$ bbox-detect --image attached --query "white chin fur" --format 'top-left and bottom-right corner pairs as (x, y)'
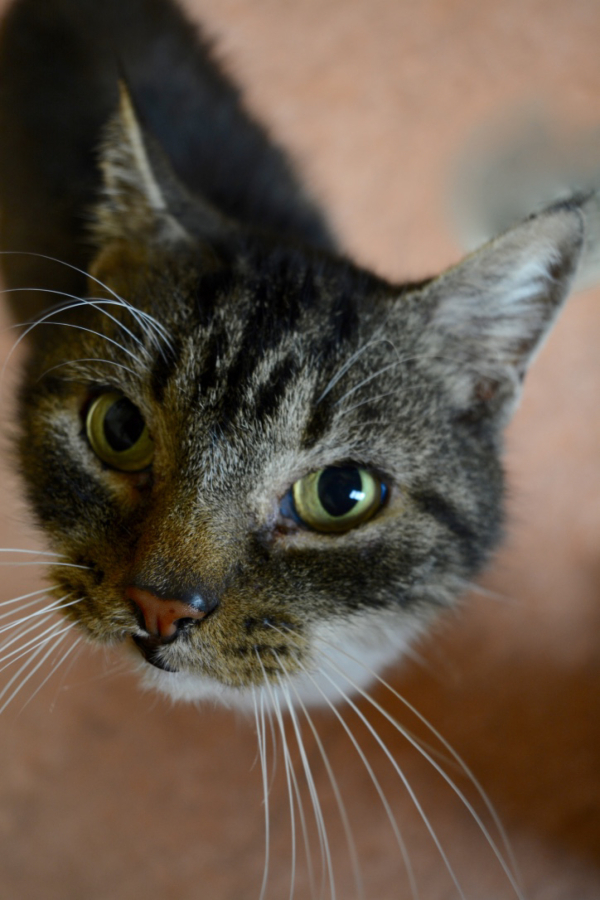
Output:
(132, 610), (426, 713)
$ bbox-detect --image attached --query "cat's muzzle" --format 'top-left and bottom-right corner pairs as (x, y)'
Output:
(126, 585), (218, 670)
(132, 633), (180, 672)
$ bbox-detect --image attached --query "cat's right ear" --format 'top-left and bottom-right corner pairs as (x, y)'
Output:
(416, 199), (587, 425)
(91, 82), (229, 252)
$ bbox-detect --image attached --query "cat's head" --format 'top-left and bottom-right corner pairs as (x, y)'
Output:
(15, 88), (586, 707)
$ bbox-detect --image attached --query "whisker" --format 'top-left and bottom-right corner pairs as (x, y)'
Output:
(318, 665), (467, 900)
(1, 296), (88, 380)
(279, 676), (336, 900)
(451, 576), (513, 605)
(0, 586), (52, 610)
(336, 388), (404, 418)
(79, 295), (152, 357)
(0, 250), (172, 350)
(2, 287), (153, 359)
(81, 261), (172, 348)
(0, 599), (79, 667)
(259, 654), (315, 900)
(0, 615), (57, 667)
(0, 549), (66, 556)
(0, 623), (74, 714)
(38, 357), (139, 381)
(253, 688), (271, 900)
(0, 291), (154, 395)
(49, 640), (85, 712)
(270, 685), (299, 900)
(265, 694), (279, 794)
(0, 595), (80, 637)
(2, 296), (134, 385)
(24, 319), (146, 368)
(287, 679), (365, 900)
(317, 335), (401, 405)
(85, 294), (173, 356)
(298, 665), (419, 900)
(19, 634), (82, 714)
(0, 562), (89, 568)
(334, 359), (407, 408)
(0, 593), (54, 623)
(333, 349), (450, 411)
(59, 652), (129, 691)
(0, 616), (66, 678)
(328, 346), (481, 418)
(316, 638), (525, 897)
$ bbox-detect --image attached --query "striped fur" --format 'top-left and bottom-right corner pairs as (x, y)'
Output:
(0, 0), (588, 706)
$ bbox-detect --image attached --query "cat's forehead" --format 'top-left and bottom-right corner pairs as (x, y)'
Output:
(136, 274), (435, 488)
(144, 244), (381, 398)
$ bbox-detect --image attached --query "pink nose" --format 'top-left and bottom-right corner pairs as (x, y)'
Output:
(126, 586), (210, 640)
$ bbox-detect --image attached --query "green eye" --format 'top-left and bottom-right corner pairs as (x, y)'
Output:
(291, 466), (386, 533)
(86, 391), (154, 472)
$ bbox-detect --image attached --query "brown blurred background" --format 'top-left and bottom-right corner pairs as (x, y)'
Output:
(0, 0), (599, 897)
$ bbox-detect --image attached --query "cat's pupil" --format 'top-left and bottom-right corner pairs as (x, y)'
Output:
(318, 467), (364, 517)
(103, 398), (145, 452)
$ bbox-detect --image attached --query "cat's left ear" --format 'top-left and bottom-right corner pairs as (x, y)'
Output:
(92, 82), (228, 248)
(420, 200), (585, 424)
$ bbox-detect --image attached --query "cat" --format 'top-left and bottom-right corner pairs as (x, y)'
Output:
(1, 1), (599, 898)
(0, 0), (597, 714)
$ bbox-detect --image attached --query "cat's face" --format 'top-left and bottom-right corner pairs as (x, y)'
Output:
(14, 92), (585, 707)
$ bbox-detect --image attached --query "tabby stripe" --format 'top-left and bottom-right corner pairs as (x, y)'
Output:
(414, 491), (483, 571)
(34, 456), (116, 529)
(219, 326), (262, 415)
(193, 260), (237, 328)
(197, 323), (230, 395)
(252, 355), (299, 424)
(301, 395), (334, 449)
(150, 335), (183, 403)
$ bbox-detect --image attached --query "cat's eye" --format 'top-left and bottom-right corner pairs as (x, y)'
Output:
(290, 466), (386, 533)
(85, 391), (154, 471)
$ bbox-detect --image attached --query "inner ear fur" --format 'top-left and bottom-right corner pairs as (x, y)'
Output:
(418, 200), (585, 423)
(92, 82), (230, 249)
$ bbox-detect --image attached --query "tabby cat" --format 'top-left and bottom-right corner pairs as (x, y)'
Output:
(0, 0), (595, 719)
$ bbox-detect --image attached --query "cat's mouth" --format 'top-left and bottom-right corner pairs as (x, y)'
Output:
(132, 634), (179, 673)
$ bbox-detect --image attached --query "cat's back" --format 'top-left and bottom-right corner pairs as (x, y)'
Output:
(0, 0), (333, 317)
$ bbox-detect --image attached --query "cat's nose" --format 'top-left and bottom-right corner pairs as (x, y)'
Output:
(125, 586), (217, 641)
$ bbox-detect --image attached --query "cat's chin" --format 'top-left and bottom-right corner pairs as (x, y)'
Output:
(127, 611), (427, 712)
